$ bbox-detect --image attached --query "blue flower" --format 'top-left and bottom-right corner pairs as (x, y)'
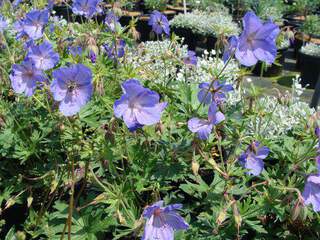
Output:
(113, 79), (167, 132)
(89, 50), (96, 63)
(0, 14), (8, 33)
(148, 11), (170, 36)
(20, 9), (49, 40)
(104, 11), (120, 32)
(197, 81), (233, 105)
(72, 0), (102, 19)
(183, 51), (197, 66)
(142, 201), (189, 240)
(26, 41), (60, 70)
(188, 102), (225, 140)
(235, 11), (280, 66)
(104, 39), (126, 60)
(51, 64), (93, 116)
(68, 46), (83, 57)
(239, 141), (270, 176)
(223, 36), (238, 63)
(9, 60), (46, 97)
(302, 174), (320, 212)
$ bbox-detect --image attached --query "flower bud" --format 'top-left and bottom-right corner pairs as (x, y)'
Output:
(232, 203), (242, 230)
(27, 196), (33, 208)
(192, 160), (200, 176)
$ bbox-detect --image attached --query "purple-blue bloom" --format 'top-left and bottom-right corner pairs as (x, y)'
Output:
(27, 41), (60, 70)
(197, 81), (233, 105)
(104, 11), (120, 32)
(104, 39), (126, 60)
(239, 141), (270, 176)
(302, 174), (320, 212)
(89, 50), (96, 63)
(68, 46), (83, 57)
(14, 20), (28, 40)
(21, 9), (49, 40)
(188, 102), (225, 140)
(48, 0), (54, 9)
(142, 200), (189, 240)
(235, 11), (280, 66)
(72, 0), (102, 19)
(51, 64), (93, 116)
(0, 14), (8, 33)
(183, 51), (197, 66)
(113, 79), (167, 132)
(223, 36), (238, 63)
(148, 11), (170, 36)
(9, 60), (46, 97)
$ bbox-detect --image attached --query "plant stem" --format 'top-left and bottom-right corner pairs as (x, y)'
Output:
(67, 157), (75, 240)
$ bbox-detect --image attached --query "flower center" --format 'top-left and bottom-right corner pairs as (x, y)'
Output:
(247, 32), (257, 47)
(25, 70), (34, 78)
(67, 81), (78, 92)
(154, 208), (162, 216)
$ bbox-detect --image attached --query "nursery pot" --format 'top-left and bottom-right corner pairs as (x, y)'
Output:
(295, 32), (320, 67)
(167, 4), (190, 14)
(136, 15), (152, 42)
(206, 36), (218, 51)
(120, 11), (142, 27)
(283, 14), (305, 28)
(252, 48), (288, 77)
(299, 51), (320, 89)
(163, 9), (176, 20)
(172, 27), (200, 51)
(53, 5), (73, 22)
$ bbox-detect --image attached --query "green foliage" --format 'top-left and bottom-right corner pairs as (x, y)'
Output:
(144, 0), (168, 11)
(0, 1), (319, 240)
(301, 15), (320, 36)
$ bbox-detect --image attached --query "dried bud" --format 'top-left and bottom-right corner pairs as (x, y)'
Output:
(117, 210), (126, 224)
(232, 202), (242, 230)
(216, 209), (227, 225)
(191, 160), (200, 176)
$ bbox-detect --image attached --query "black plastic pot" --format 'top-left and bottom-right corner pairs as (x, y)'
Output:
(252, 48), (288, 77)
(53, 5), (73, 22)
(172, 27), (200, 50)
(294, 32), (320, 68)
(136, 15), (152, 42)
(206, 36), (218, 51)
(119, 11), (142, 27)
(283, 14), (305, 28)
(299, 51), (320, 89)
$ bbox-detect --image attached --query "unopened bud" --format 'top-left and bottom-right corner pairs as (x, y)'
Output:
(117, 210), (126, 224)
(5, 198), (15, 210)
(50, 180), (58, 194)
(27, 196), (33, 208)
(16, 231), (26, 240)
(216, 209), (227, 225)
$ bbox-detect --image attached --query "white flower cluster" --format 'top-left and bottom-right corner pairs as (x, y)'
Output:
(126, 41), (240, 89)
(176, 49), (239, 83)
(301, 43), (320, 57)
(125, 39), (188, 84)
(170, 10), (240, 37)
(247, 76), (314, 137)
